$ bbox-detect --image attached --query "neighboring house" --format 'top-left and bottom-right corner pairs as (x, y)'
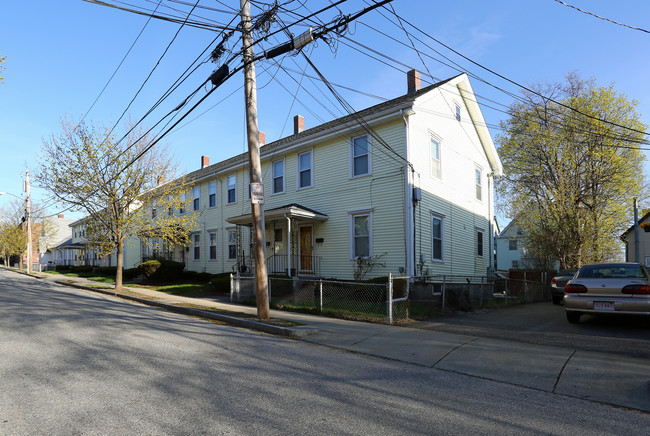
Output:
(38, 214), (74, 266)
(135, 70), (503, 280)
(495, 220), (527, 270)
(621, 211), (650, 266)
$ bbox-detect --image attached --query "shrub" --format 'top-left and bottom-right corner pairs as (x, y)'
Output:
(123, 268), (140, 280)
(55, 265), (71, 272)
(209, 273), (231, 291)
(94, 266), (117, 276)
(138, 260), (161, 279)
(70, 265), (93, 273)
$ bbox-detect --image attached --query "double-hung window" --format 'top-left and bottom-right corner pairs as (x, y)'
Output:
(179, 193), (186, 215)
(193, 186), (200, 211)
(351, 211), (371, 258)
(431, 137), (441, 179)
(227, 229), (237, 260)
(209, 232), (217, 260)
(455, 103), (461, 122)
(208, 181), (216, 208)
(151, 199), (157, 219)
(351, 135), (370, 177)
(509, 239), (518, 251)
(193, 234), (200, 260)
(475, 168), (482, 201)
(477, 229), (484, 257)
(272, 160), (284, 194)
(227, 175), (236, 204)
(432, 214), (443, 261)
(298, 151), (312, 188)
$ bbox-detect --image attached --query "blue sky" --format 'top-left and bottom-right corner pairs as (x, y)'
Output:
(1, 0), (649, 225)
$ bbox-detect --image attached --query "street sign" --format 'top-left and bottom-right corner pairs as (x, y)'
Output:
(250, 183), (264, 204)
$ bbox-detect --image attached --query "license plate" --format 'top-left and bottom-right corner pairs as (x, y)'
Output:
(594, 301), (615, 311)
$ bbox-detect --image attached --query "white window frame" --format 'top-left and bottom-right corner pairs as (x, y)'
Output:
(475, 167), (482, 201)
(208, 181), (217, 208)
(297, 150), (313, 189)
(226, 175), (236, 204)
(209, 232), (217, 260)
(193, 186), (200, 211)
(350, 135), (371, 178)
(193, 233), (201, 261)
(272, 159), (285, 194)
(349, 209), (372, 259)
(476, 228), (484, 258)
(431, 213), (444, 262)
(430, 135), (441, 179)
(227, 228), (237, 261)
(455, 103), (461, 122)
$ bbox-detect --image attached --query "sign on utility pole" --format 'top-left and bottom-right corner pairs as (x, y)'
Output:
(240, 0), (270, 320)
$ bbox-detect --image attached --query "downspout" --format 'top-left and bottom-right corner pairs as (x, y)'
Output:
(401, 108), (415, 276)
(285, 214), (292, 278)
(487, 172), (494, 272)
(219, 177), (225, 273)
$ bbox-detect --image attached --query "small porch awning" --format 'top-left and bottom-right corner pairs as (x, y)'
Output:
(226, 203), (328, 226)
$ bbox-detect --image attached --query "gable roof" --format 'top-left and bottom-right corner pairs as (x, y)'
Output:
(621, 211), (650, 239)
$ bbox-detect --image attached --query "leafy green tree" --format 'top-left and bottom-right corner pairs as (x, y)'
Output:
(497, 73), (648, 270)
(35, 118), (197, 290)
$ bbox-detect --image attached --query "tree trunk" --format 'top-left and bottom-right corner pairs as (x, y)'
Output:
(115, 240), (124, 291)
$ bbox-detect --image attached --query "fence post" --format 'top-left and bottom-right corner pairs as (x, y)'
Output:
(319, 279), (323, 314)
(387, 273), (393, 325)
(480, 276), (484, 308)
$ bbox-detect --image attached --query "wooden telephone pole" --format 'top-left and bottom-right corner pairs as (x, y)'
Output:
(240, 0), (269, 320)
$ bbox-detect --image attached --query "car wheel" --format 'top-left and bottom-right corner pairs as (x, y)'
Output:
(566, 311), (581, 324)
(552, 295), (563, 305)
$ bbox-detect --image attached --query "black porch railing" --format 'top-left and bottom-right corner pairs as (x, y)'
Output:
(266, 254), (321, 277)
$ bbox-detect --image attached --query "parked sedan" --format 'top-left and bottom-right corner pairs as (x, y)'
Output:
(550, 269), (578, 304)
(564, 263), (650, 323)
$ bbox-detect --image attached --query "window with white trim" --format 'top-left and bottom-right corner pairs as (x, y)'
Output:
(455, 103), (461, 122)
(272, 160), (284, 194)
(350, 211), (371, 258)
(432, 214), (443, 261)
(179, 192), (186, 215)
(208, 181), (216, 208)
(193, 233), (201, 260)
(227, 229), (237, 260)
(227, 175), (236, 204)
(298, 151), (312, 188)
(431, 137), (441, 179)
(477, 229), (484, 257)
(209, 232), (217, 260)
(193, 186), (200, 211)
(475, 168), (482, 201)
(351, 135), (370, 177)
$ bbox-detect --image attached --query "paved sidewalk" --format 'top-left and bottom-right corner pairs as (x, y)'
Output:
(20, 270), (650, 413)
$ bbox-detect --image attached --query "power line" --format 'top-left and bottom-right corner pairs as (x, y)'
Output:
(551, 0), (650, 34)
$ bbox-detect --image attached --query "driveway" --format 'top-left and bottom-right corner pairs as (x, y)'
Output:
(411, 301), (650, 359)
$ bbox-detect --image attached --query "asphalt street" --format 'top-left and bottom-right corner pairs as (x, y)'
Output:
(1, 270), (648, 435)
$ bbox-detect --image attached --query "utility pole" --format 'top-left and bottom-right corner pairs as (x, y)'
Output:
(25, 169), (32, 274)
(240, 0), (269, 320)
(634, 197), (640, 263)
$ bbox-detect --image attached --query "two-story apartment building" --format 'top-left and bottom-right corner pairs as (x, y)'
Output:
(136, 71), (502, 280)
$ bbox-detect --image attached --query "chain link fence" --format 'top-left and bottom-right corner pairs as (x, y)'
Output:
(230, 273), (410, 324)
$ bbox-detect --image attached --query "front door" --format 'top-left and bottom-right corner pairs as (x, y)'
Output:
(299, 225), (313, 272)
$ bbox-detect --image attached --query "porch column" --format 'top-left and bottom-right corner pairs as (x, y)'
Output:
(285, 215), (292, 278)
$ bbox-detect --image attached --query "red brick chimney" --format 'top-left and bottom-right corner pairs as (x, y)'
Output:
(258, 131), (266, 146)
(58, 214), (64, 219)
(407, 69), (421, 94)
(201, 155), (210, 169)
(294, 115), (305, 134)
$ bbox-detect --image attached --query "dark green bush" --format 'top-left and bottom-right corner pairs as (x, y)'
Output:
(209, 273), (231, 291)
(70, 265), (93, 273)
(55, 265), (71, 272)
(94, 266), (117, 276)
(138, 260), (161, 278)
(123, 268), (140, 280)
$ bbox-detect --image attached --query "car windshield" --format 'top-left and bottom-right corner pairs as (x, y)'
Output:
(576, 264), (644, 279)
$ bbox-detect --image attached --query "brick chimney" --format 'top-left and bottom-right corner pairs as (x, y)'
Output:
(294, 115), (305, 134)
(258, 131), (266, 146)
(201, 155), (210, 169)
(58, 214), (64, 219)
(407, 69), (421, 94)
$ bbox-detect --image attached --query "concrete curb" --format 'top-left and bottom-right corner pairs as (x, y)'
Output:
(53, 280), (317, 338)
